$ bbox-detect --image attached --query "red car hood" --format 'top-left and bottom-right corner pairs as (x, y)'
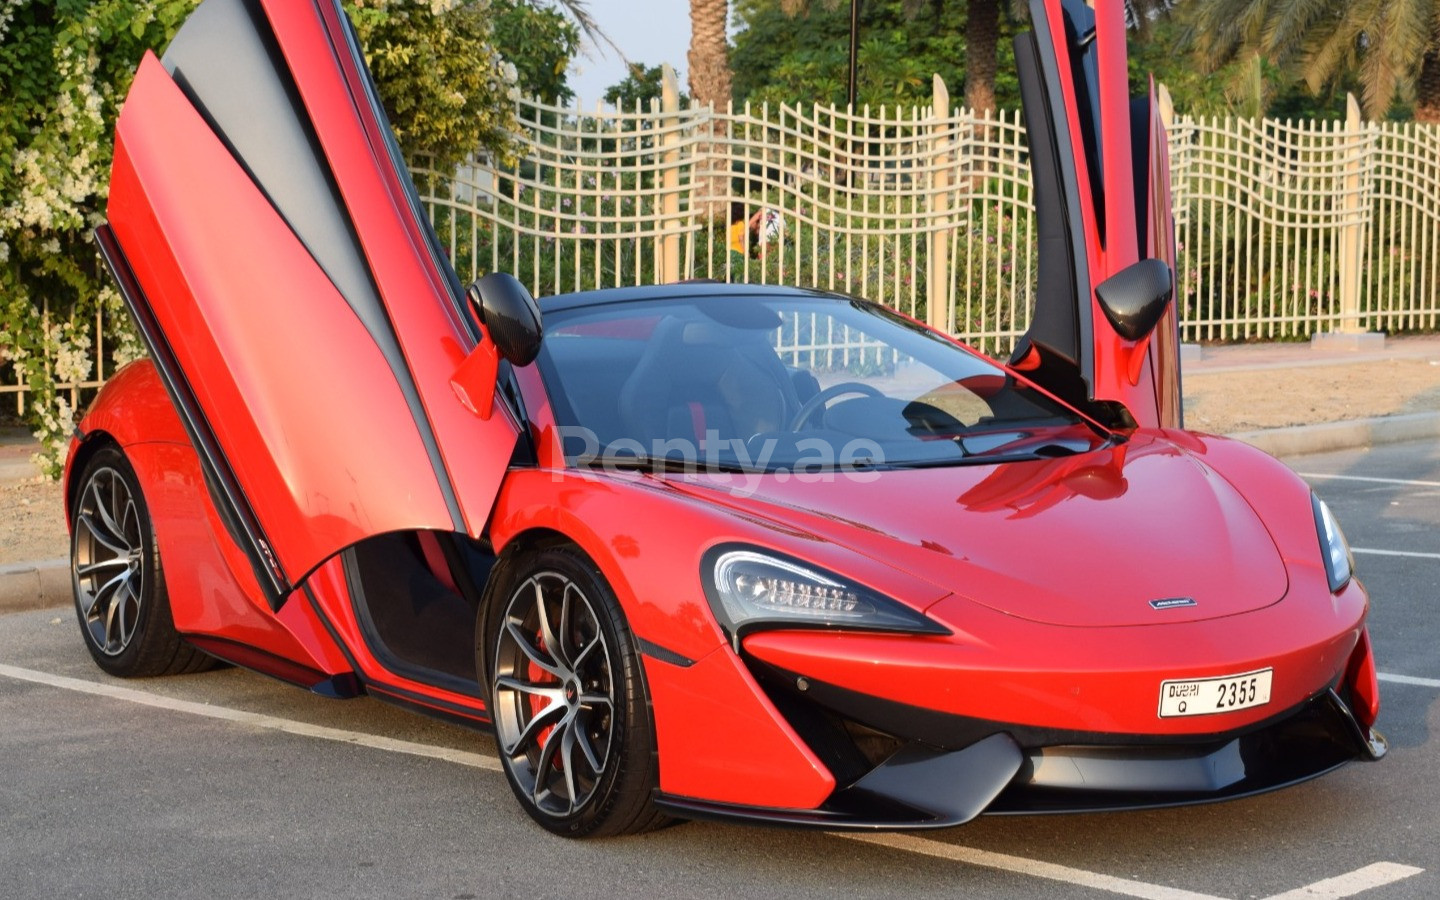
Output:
(669, 433), (1289, 628)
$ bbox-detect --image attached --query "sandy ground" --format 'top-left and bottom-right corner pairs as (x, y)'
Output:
(1183, 358), (1440, 434)
(1, 479), (66, 566)
(4, 356), (1439, 567)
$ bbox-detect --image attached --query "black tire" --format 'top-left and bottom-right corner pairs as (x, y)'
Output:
(483, 546), (667, 837)
(70, 445), (213, 677)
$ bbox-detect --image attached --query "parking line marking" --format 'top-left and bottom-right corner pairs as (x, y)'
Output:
(0, 662), (502, 772)
(1299, 473), (1440, 488)
(1261, 862), (1424, 899)
(2, 662), (1424, 899)
(1352, 547), (1440, 560)
(836, 832), (1225, 900)
(1378, 671), (1440, 689)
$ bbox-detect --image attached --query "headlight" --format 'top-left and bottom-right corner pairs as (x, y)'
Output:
(702, 546), (948, 648)
(1312, 493), (1354, 592)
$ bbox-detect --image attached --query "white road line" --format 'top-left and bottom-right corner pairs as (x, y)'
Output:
(1261, 862), (1425, 899)
(1379, 671), (1440, 689)
(1352, 547), (1440, 560)
(835, 832), (1225, 900)
(0, 662), (501, 772)
(1299, 473), (1440, 488)
(0, 662), (1424, 899)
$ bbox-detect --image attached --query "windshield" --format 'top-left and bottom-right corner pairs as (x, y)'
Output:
(535, 293), (1110, 473)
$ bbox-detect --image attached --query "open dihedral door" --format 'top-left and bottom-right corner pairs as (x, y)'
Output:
(1010, 0), (1181, 429)
(99, 0), (520, 609)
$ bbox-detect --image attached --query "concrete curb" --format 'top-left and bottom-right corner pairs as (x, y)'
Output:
(0, 558), (69, 615)
(3, 412), (1439, 616)
(1227, 411), (1440, 458)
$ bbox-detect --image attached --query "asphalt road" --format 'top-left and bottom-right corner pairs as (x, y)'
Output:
(1, 439), (1436, 899)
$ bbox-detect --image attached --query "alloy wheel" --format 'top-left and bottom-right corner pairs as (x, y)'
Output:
(492, 571), (616, 818)
(73, 466), (145, 656)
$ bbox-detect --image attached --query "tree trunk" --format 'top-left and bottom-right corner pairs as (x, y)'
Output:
(687, 0), (732, 109)
(964, 0), (999, 114)
(688, 0), (733, 220)
(1416, 42), (1440, 124)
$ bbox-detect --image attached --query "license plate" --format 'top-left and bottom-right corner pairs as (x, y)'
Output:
(1158, 668), (1273, 718)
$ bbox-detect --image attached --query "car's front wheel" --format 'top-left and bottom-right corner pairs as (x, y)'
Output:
(484, 546), (666, 837)
(70, 445), (212, 677)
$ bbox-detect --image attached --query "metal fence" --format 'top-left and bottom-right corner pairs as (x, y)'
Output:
(420, 72), (1440, 354)
(1171, 96), (1440, 341)
(7, 73), (1440, 416)
(413, 72), (1036, 355)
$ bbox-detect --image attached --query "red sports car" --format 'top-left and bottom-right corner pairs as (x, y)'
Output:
(67, 0), (1384, 837)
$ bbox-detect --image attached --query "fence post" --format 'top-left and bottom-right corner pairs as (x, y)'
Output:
(1336, 93), (1365, 334)
(926, 74), (952, 332)
(659, 64), (682, 284)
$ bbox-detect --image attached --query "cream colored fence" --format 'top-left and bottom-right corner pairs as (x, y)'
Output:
(7, 76), (1440, 416)
(1171, 96), (1440, 341)
(414, 73), (1036, 356)
(419, 74), (1440, 355)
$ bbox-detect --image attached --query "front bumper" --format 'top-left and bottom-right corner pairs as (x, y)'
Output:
(656, 678), (1383, 830)
(649, 610), (1384, 830)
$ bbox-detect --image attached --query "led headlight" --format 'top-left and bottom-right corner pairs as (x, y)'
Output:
(703, 546), (948, 648)
(1312, 493), (1354, 593)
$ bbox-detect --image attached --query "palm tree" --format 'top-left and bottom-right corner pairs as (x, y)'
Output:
(1186, 0), (1440, 122)
(964, 0), (1000, 113)
(690, 0), (734, 109)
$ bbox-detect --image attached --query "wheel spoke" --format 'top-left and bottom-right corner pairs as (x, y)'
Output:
(558, 717), (580, 813)
(121, 498), (140, 548)
(531, 720), (562, 805)
(505, 619), (564, 679)
(533, 579), (566, 670)
(93, 477), (124, 540)
(558, 583), (577, 668)
(572, 635), (601, 670)
(573, 711), (605, 775)
(76, 513), (129, 558)
(76, 557), (130, 578)
(502, 696), (565, 756)
(578, 691), (612, 710)
(86, 569), (128, 620)
(494, 675), (563, 702)
(115, 585), (131, 648)
(101, 579), (123, 649)
(77, 587), (99, 620)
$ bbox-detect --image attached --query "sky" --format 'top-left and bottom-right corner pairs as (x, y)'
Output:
(563, 0), (693, 108)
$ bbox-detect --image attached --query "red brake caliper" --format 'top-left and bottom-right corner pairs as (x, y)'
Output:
(528, 630), (562, 768)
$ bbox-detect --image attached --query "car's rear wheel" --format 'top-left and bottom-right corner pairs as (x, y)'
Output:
(71, 445), (212, 677)
(485, 546), (666, 837)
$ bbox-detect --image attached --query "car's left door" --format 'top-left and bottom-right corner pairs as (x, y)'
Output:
(101, 0), (520, 609)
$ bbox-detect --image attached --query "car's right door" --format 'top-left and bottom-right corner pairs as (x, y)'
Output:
(1010, 0), (1181, 429)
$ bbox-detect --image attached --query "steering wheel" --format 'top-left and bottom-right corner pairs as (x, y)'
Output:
(788, 382), (885, 431)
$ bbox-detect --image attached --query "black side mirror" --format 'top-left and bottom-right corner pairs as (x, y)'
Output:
(1094, 258), (1173, 342)
(467, 273), (542, 366)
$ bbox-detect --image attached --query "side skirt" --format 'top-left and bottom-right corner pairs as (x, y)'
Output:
(181, 633), (363, 698)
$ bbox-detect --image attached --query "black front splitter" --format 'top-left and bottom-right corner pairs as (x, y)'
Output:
(656, 733), (1024, 830)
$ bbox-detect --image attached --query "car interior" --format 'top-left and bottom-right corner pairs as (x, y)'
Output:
(344, 531), (496, 697)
